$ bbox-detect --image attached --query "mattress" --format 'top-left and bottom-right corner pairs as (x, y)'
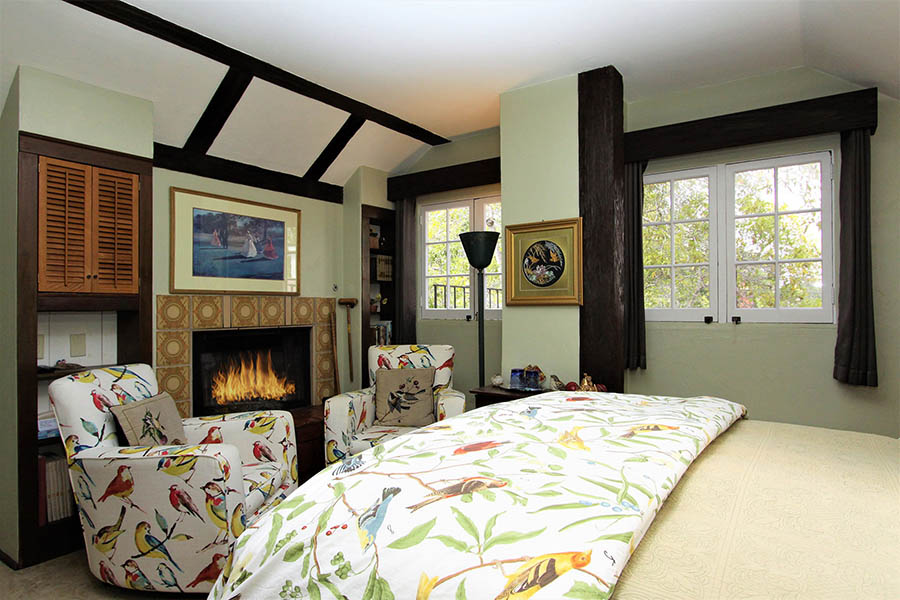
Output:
(615, 419), (900, 599)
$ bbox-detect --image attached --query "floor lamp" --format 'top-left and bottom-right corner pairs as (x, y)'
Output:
(459, 231), (500, 387)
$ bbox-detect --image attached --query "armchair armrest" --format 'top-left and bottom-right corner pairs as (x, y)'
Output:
(435, 388), (466, 420)
(324, 388), (374, 463)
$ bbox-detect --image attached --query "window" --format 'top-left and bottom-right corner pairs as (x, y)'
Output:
(643, 152), (833, 323)
(421, 195), (502, 319)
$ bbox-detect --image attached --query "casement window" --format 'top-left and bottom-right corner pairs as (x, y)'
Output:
(643, 152), (833, 323)
(420, 195), (502, 319)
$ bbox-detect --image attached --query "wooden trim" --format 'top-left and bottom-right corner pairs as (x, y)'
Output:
(154, 143), (343, 203)
(387, 157), (500, 201)
(304, 115), (366, 181)
(624, 88), (879, 163)
(37, 293), (139, 312)
(0, 545), (19, 570)
(183, 67), (254, 154)
(394, 198), (417, 346)
(19, 132), (152, 176)
(62, 0), (449, 146)
(578, 66), (625, 393)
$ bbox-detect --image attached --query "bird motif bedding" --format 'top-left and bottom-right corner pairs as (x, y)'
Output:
(209, 391), (746, 600)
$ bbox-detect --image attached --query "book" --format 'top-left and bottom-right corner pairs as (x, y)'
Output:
(37, 455), (46, 526)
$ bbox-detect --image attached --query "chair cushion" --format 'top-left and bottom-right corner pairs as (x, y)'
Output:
(349, 425), (416, 454)
(109, 392), (186, 446)
(375, 367), (436, 427)
(242, 462), (285, 517)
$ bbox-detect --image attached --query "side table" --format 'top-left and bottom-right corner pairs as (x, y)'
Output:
(470, 385), (546, 409)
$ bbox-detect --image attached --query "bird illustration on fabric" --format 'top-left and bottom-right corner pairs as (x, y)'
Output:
(70, 371), (97, 384)
(98, 560), (119, 586)
(198, 426), (223, 445)
(326, 439), (347, 463)
(134, 521), (182, 572)
(76, 476), (96, 509)
(169, 484), (203, 520)
(494, 550), (592, 600)
(100, 366), (152, 387)
(558, 427), (590, 451)
(436, 355), (454, 371)
(396, 355), (412, 369)
(621, 424), (679, 438)
(121, 559), (155, 591)
(230, 503), (246, 538)
(290, 455), (299, 482)
(140, 408), (169, 445)
(357, 402), (368, 429)
(377, 354), (392, 370)
(64, 435), (95, 485)
(453, 441), (508, 455)
(243, 415), (278, 439)
(520, 406), (539, 418)
(156, 563), (184, 593)
(110, 383), (137, 405)
(333, 454), (363, 475)
(252, 440), (277, 462)
(91, 389), (115, 412)
(407, 477), (507, 512)
(157, 454), (199, 483)
(357, 487), (401, 550)
(201, 482), (229, 540)
(347, 401), (357, 427)
(187, 553), (228, 589)
(403, 345), (435, 362)
(99, 465), (142, 511)
(92, 505), (127, 557)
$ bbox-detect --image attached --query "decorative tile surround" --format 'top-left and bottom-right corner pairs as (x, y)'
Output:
(155, 294), (337, 416)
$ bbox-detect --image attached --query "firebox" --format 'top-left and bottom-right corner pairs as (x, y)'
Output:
(192, 327), (311, 415)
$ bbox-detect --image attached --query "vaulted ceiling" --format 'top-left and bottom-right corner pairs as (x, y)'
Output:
(2, 0), (897, 189)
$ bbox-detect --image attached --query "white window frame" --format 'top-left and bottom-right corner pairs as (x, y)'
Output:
(419, 195), (502, 320)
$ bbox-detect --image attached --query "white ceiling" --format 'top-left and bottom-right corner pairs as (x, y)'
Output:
(2, 0), (898, 186)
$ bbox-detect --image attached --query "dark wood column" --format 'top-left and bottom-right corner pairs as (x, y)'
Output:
(578, 66), (625, 392)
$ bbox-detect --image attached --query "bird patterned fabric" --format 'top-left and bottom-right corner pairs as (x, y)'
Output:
(48, 364), (299, 593)
(324, 345), (466, 464)
(211, 391), (746, 599)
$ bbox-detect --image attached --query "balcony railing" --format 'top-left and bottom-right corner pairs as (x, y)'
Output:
(430, 284), (502, 310)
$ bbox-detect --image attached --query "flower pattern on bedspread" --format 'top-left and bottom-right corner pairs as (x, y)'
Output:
(209, 392), (746, 600)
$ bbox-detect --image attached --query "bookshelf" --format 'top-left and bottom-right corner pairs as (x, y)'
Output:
(361, 205), (395, 387)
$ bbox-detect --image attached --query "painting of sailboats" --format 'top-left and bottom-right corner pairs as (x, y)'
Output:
(192, 208), (285, 280)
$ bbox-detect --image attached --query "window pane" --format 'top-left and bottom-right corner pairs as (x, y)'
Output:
(447, 206), (471, 239)
(427, 277), (447, 309)
(643, 182), (670, 223)
(735, 216), (775, 261)
(778, 211), (822, 260)
(674, 221), (709, 264)
(644, 267), (671, 308)
(674, 266), (709, 308)
(448, 241), (470, 274)
(673, 177), (709, 220)
(643, 224), (671, 266)
(448, 275), (469, 309)
(735, 168), (775, 215)
(778, 163), (821, 212)
(485, 274), (502, 309)
(779, 261), (823, 308)
(426, 210), (447, 242)
(736, 264), (775, 308)
(486, 248), (501, 273)
(484, 202), (502, 232)
(426, 243), (447, 276)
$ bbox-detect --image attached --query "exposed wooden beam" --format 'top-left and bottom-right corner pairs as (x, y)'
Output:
(63, 0), (450, 146)
(386, 157), (500, 201)
(154, 143), (343, 203)
(304, 115), (365, 181)
(183, 67), (253, 154)
(624, 88), (878, 163)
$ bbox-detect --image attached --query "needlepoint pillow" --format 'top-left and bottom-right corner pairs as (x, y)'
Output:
(374, 367), (436, 427)
(109, 392), (186, 446)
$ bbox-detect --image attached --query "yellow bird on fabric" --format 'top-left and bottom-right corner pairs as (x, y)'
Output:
(495, 550), (592, 600)
(326, 439), (348, 463)
(621, 424), (679, 438)
(230, 503), (246, 538)
(557, 426), (590, 451)
(157, 454), (200, 482)
(403, 345), (435, 361)
(243, 415), (278, 439)
(201, 481), (229, 537)
(134, 521), (181, 572)
(92, 505), (126, 557)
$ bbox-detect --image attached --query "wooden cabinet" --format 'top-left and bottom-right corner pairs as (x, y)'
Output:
(38, 156), (139, 294)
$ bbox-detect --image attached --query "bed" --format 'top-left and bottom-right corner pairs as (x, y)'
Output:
(209, 391), (747, 599)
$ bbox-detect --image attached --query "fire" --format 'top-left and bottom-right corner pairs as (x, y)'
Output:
(211, 350), (295, 405)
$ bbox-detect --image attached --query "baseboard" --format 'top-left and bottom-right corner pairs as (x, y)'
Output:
(0, 546), (21, 570)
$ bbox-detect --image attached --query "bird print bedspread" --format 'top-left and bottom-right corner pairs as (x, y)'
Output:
(209, 392), (746, 600)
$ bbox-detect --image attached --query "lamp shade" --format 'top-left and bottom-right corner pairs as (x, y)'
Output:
(459, 231), (499, 270)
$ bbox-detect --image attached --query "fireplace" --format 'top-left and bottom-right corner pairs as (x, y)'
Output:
(192, 327), (311, 415)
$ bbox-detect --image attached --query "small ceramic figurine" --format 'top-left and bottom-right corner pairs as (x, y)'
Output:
(580, 373), (598, 392)
(549, 374), (566, 391)
(491, 374), (504, 387)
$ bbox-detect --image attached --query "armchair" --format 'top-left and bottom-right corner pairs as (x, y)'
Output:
(324, 344), (465, 463)
(48, 364), (299, 593)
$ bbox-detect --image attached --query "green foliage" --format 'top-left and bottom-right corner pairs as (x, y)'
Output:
(387, 518), (437, 549)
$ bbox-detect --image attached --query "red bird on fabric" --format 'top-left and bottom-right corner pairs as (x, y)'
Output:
(99, 465), (134, 503)
(198, 426), (223, 445)
(169, 484), (203, 520)
(453, 441), (508, 455)
(252, 440), (277, 462)
(98, 560), (119, 586)
(91, 390), (114, 412)
(437, 356), (454, 371)
(187, 553), (227, 588)
(377, 354), (391, 370)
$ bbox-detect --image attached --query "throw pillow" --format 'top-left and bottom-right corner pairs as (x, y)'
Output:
(375, 367), (436, 427)
(110, 392), (186, 446)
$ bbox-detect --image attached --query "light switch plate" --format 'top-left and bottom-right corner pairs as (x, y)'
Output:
(69, 333), (87, 358)
(37, 334), (44, 360)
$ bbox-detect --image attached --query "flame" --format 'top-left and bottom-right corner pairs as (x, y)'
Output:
(211, 350), (295, 405)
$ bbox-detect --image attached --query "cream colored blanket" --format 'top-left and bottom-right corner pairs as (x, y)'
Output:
(616, 419), (900, 599)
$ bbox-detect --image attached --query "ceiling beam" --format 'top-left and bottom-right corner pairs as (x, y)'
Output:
(386, 157), (500, 201)
(304, 115), (365, 181)
(154, 143), (343, 203)
(63, 0), (450, 146)
(183, 67), (253, 154)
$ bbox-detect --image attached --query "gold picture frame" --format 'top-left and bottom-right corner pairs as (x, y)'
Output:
(169, 187), (301, 295)
(505, 217), (583, 305)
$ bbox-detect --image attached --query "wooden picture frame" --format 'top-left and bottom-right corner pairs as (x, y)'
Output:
(505, 217), (583, 305)
(170, 187), (301, 295)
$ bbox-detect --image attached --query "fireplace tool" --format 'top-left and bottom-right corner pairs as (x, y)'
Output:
(337, 298), (358, 381)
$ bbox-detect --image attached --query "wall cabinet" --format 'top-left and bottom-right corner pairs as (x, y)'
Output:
(38, 156), (139, 294)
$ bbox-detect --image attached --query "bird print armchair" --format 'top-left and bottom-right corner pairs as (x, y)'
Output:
(48, 364), (299, 593)
(324, 344), (465, 463)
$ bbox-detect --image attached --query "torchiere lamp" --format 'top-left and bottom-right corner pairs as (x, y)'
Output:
(459, 230), (500, 387)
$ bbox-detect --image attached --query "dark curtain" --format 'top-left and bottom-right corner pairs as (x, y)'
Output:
(394, 197), (417, 344)
(833, 129), (878, 386)
(624, 160), (649, 369)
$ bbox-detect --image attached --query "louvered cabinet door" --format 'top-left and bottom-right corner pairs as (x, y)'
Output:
(91, 167), (139, 294)
(38, 157), (92, 292)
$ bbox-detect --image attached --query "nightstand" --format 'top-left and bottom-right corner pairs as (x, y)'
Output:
(289, 404), (326, 484)
(470, 386), (546, 409)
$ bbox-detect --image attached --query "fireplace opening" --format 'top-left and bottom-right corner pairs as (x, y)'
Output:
(192, 327), (311, 415)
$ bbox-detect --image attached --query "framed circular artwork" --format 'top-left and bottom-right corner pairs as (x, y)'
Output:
(505, 217), (583, 305)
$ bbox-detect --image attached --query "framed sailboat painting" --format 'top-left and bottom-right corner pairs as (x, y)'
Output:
(169, 188), (301, 294)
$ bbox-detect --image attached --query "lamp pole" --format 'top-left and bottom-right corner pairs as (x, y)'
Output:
(476, 266), (485, 387)
(458, 231), (499, 389)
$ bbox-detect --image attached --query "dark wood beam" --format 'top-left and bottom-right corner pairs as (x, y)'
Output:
(183, 67), (253, 154)
(154, 143), (343, 203)
(579, 65), (625, 393)
(386, 157), (500, 201)
(63, 0), (450, 146)
(624, 88), (878, 163)
(304, 115), (365, 181)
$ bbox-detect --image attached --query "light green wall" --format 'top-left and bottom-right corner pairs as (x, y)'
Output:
(395, 127), (500, 174)
(17, 66), (153, 158)
(499, 75), (581, 383)
(0, 71), (21, 563)
(341, 169), (364, 389)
